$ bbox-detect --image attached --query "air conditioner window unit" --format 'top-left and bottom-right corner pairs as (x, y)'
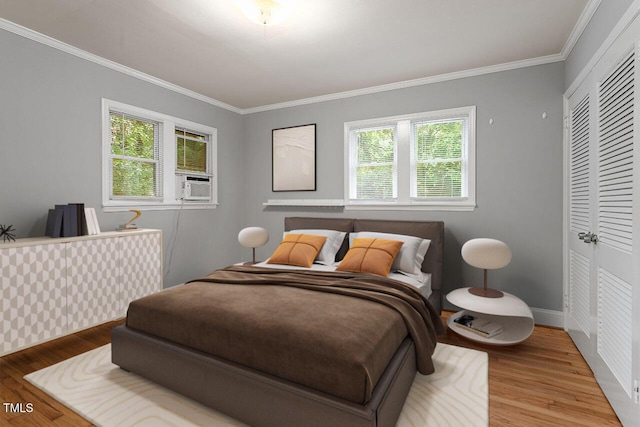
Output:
(177, 174), (212, 201)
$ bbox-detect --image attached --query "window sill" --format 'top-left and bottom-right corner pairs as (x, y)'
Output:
(345, 202), (476, 211)
(102, 202), (218, 212)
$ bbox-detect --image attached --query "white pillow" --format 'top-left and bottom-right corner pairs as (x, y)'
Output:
(285, 229), (347, 265)
(349, 231), (430, 279)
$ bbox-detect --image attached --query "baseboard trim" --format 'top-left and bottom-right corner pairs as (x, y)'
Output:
(530, 307), (564, 328)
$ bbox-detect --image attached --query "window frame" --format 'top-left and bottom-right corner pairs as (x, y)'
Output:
(102, 99), (218, 211)
(344, 106), (476, 211)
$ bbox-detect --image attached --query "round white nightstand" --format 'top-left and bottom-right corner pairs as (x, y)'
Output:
(446, 287), (534, 345)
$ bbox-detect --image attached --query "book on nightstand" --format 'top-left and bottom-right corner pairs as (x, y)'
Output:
(454, 314), (503, 338)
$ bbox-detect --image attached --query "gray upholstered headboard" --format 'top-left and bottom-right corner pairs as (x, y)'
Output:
(284, 217), (444, 313)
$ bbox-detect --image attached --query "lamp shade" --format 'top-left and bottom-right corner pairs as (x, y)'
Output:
(461, 238), (511, 270)
(238, 227), (269, 249)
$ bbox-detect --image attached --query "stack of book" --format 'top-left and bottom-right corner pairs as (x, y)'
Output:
(453, 313), (503, 338)
(45, 203), (101, 238)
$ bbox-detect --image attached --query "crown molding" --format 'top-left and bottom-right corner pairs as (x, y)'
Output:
(561, 0), (602, 58)
(564, 0), (640, 97)
(242, 54), (565, 114)
(0, 18), (243, 114)
(246, 1), (600, 114)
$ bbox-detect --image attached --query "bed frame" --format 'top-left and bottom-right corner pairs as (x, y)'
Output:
(112, 217), (444, 427)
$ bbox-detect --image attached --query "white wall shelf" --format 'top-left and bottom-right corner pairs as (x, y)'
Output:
(263, 199), (345, 207)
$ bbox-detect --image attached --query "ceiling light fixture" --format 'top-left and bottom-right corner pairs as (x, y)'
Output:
(236, 0), (293, 26)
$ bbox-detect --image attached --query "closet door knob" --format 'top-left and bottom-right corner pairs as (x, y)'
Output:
(578, 232), (598, 244)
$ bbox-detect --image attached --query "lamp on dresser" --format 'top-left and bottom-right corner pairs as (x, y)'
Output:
(238, 227), (269, 264)
(461, 238), (512, 298)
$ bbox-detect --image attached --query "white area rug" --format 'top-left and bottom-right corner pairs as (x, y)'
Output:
(25, 343), (488, 426)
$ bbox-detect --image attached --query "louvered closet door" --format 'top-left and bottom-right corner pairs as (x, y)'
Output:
(566, 46), (639, 426)
(593, 49), (638, 424)
(567, 86), (596, 366)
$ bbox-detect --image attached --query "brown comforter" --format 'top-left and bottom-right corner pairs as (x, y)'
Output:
(126, 265), (444, 404)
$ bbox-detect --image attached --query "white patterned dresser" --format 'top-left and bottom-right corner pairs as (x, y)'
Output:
(0, 229), (162, 356)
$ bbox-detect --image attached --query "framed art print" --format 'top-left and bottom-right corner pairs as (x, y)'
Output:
(272, 123), (316, 191)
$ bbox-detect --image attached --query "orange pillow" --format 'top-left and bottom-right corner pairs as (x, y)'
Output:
(267, 234), (327, 268)
(336, 238), (403, 276)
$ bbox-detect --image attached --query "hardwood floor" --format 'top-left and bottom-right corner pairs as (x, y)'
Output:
(438, 312), (621, 426)
(0, 315), (622, 426)
(0, 320), (119, 426)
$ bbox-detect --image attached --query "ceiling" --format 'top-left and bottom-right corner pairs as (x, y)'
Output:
(0, 0), (591, 112)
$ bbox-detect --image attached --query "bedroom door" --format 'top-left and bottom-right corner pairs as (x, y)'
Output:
(565, 40), (640, 426)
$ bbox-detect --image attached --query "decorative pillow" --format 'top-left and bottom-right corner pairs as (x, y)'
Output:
(267, 234), (327, 268)
(285, 229), (347, 265)
(336, 238), (403, 276)
(350, 232), (430, 279)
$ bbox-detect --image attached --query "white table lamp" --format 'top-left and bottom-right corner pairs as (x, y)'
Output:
(461, 238), (511, 298)
(238, 227), (269, 264)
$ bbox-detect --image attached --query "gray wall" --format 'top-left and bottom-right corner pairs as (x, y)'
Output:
(1, 24), (568, 312)
(242, 63), (566, 312)
(565, 0), (634, 90)
(0, 29), (245, 288)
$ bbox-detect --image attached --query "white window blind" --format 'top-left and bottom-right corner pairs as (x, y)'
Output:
(109, 111), (162, 199)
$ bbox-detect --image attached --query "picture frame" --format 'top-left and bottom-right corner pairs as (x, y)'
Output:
(272, 123), (316, 192)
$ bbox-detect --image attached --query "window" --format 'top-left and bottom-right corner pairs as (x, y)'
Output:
(345, 106), (475, 210)
(109, 112), (161, 199)
(353, 126), (396, 199)
(176, 128), (209, 173)
(413, 118), (465, 198)
(102, 99), (217, 211)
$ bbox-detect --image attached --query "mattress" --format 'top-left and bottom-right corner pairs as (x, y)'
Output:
(125, 265), (441, 404)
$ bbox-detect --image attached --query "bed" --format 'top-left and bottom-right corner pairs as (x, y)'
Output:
(111, 217), (445, 427)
